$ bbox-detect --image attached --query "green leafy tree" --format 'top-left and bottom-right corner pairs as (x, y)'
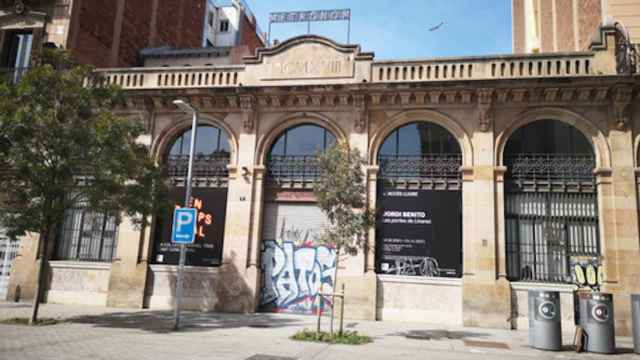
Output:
(314, 141), (374, 334)
(0, 49), (166, 324)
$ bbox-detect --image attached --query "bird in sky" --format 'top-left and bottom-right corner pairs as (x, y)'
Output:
(429, 21), (445, 32)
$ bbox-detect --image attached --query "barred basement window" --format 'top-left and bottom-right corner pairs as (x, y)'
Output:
(56, 204), (118, 262)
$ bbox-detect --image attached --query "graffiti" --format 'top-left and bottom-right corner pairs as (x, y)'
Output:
(260, 240), (336, 313)
(382, 257), (441, 277)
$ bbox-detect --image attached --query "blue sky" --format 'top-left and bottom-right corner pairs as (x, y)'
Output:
(247, 0), (512, 60)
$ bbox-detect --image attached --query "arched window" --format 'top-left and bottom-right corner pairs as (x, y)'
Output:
(504, 120), (599, 283)
(378, 122), (461, 186)
(267, 124), (336, 186)
(376, 122), (463, 278)
(168, 125), (230, 157)
(154, 124), (232, 267)
(166, 125), (231, 180)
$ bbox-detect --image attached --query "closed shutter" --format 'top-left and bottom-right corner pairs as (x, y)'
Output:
(260, 202), (336, 314)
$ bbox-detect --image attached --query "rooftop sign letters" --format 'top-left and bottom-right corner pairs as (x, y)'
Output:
(269, 9), (351, 23)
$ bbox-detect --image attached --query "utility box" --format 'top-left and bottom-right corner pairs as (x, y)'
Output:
(632, 294), (640, 354)
(578, 292), (616, 354)
(528, 290), (562, 351)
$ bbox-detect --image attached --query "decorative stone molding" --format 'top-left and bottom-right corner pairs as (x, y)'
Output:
(353, 93), (368, 133)
(610, 85), (633, 130)
(477, 88), (494, 132)
(239, 95), (256, 132)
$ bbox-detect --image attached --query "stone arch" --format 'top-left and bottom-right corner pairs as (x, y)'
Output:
(151, 114), (239, 166)
(255, 112), (348, 166)
(369, 109), (473, 167)
(495, 108), (610, 169)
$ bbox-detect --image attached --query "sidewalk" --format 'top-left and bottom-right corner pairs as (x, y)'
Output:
(0, 301), (636, 360)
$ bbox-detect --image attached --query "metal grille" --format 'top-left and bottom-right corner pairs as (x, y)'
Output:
(267, 155), (319, 188)
(378, 154), (462, 190)
(56, 206), (118, 262)
(614, 24), (639, 75)
(0, 228), (19, 299)
(505, 154), (600, 283)
(506, 154), (596, 192)
(166, 154), (230, 188)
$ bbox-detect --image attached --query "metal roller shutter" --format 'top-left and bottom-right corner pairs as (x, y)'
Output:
(259, 202), (336, 314)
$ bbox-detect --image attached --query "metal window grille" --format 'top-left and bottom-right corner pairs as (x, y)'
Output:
(0, 229), (19, 298)
(56, 206), (118, 262)
(505, 154), (600, 283)
(267, 155), (319, 188)
(166, 153), (230, 188)
(378, 154), (462, 190)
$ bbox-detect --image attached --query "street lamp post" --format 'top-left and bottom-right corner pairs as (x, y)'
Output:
(172, 99), (199, 331)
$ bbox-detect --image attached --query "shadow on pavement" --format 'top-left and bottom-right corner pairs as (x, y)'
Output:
(67, 311), (303, 334)
(395, 329), (489, 340)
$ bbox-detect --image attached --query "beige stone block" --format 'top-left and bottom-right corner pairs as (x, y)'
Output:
(377, 275), (462, 326)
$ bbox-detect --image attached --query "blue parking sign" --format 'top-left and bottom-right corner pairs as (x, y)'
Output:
(171, 208), (197, 244)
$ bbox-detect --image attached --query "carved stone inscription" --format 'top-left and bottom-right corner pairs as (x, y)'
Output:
(263, 43), (354, 80)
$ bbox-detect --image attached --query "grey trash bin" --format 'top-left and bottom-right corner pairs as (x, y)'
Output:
(578, 292), (616, 354)
(632, 294), (640, 354)
(528, 290), (562, 351)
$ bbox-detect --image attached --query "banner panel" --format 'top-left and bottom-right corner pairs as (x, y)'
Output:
(376, 187), (462, 277)
(154, 187), (227, 266)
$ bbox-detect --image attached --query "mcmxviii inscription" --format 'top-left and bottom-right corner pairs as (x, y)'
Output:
(267, 57), (353, 80)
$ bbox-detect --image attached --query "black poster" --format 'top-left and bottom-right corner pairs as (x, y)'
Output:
(153, 187), (228, 266)
(376, 187), (462, 277)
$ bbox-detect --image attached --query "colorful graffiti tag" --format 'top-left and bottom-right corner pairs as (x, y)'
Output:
(260, 240), (336, 314)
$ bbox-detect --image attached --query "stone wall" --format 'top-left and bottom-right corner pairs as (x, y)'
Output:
(46, 261), (111, 306)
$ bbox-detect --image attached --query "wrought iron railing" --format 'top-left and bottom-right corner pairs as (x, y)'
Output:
(378, 154), (462, 187)
(267, 155), (319, 186)
(166, 154), (230, 178)
(614, 24), (639, 75)
(505, 153), (596, 191)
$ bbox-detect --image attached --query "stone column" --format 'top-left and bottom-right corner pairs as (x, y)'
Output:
(214, 101), (260, 313)
(461, 92), (511, 328)
(106, 214), (149, 308)
(597, 89), (640, 335)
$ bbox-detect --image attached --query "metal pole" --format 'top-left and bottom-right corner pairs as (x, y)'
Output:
(173, 109), (198, 331)
(347, 18), (351, 44)
(307, 20), (311, 34)
(268, 21), (272, 46)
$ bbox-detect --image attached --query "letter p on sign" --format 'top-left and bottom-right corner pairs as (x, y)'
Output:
(171, 208), (197, 244)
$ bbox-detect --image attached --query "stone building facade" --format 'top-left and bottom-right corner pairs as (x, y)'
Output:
(7, 26), (640, 335)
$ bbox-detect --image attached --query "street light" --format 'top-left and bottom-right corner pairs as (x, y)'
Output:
(172, 99), (198, 331)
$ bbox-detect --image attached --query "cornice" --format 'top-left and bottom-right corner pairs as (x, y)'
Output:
(119, 83), (638, 114)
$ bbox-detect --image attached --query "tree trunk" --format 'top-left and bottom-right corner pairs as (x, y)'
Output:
(29, 226), (50, 325)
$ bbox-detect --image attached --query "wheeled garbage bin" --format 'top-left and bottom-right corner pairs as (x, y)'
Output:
(578, 292), (616, 354)
(528, 290), (562, 351)
(632, 294), (640, 354)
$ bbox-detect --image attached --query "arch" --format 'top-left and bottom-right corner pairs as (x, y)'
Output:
(256, 112), (347, 166)
(369, 109), (473, 167)
(151, 114), (239, 166)
(495, 108), (610, 169)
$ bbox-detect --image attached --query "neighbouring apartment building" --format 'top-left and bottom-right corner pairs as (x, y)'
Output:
(139, 0), (266, 68)
(513, 0), (640, 53)
(0, 0), (212, 301)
